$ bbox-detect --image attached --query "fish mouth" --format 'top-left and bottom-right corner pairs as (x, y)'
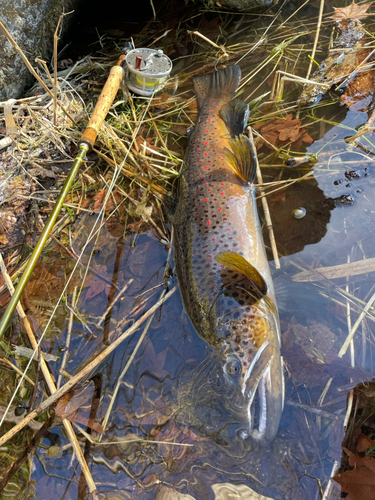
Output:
(239, 341), (284, 444)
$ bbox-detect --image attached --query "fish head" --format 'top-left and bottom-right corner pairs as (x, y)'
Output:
(215, 296), (284, 444)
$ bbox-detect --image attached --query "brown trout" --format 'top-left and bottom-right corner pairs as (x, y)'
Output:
(173, 65), (283, 443)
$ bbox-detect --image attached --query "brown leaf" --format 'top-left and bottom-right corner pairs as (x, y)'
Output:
(55, 384), (94, 419)
(330, 0), (373, 22)
(334, 467), (375, 499)
(67, 412), (104, 433)
(253, 115), (313, 150)
(356, 433), (375, 452)
(92, 189), (107, 213)
(83, 266), (110, 302)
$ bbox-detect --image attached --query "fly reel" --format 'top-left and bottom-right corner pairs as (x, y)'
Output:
(125, 47), (173, 97)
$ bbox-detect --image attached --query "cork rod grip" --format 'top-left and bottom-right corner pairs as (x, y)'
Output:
(80, 55), (125, 151)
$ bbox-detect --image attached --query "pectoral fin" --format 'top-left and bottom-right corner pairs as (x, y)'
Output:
(215, 251), (267, 295)
(223, 134), (257, 184)
(219, 99), (250, 138)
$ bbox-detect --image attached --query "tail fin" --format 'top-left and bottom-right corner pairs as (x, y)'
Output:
(193, 65), (241, 109)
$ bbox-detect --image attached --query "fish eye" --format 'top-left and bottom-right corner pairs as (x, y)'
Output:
(224, 357), (242, 382)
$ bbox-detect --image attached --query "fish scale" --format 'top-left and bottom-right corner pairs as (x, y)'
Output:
(173, 65), (284, 443)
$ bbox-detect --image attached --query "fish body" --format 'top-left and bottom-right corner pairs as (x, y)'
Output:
(173, 65), (283, 443)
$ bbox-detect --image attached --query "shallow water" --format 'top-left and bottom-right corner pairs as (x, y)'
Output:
(2, 1), (375, 499)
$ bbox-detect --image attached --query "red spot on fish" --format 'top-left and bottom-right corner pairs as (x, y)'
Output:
(212, 237), (216, 242)
(208, 118), (211, 121)
(209, 109), (213, 112)
(227, 228), (232, 231)
(205, 129), (209, 132)
(197, 148), (201, 151)
(195, 212), (199, 215)
(208, 188), (212, 191)
(203, 198), (208, 201)
(204, 166), (209, 169)
(218, 207), (222, 212)
(212, 102), (215, 105)
(221, 183), (224, 186)
(220, 192), (224, 195)
(203, 181), (207, 184)
(208, 254), (212, 258)
(204, 153), (208, 156)
(204, 141), (208, 145)
(207, 220), (211, 226)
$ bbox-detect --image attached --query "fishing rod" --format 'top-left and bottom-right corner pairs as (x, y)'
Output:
(0, 46), (173, 340)
(0, 54), (127, 340)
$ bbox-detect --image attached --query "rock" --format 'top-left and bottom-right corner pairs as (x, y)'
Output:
(0, 0), (81, 101)
(202, 0), (279, 11)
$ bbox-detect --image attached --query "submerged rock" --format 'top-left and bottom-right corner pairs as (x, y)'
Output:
(0, 0), (81, 100)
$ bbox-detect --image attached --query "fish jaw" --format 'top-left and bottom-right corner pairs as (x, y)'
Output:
(241, 347), (284, 444)
(221, 310), (284, 445)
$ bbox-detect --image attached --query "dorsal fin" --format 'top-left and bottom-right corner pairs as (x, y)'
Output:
(219, 99), (250, 137)
(223, 134), (257, 184)
(215, 251), (268, 296)
(193, 65), (241, 109)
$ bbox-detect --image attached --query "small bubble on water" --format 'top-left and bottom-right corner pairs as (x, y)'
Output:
(292, 207), (306, 219)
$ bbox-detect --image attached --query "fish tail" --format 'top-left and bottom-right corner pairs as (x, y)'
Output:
(193, 65), (241, 109)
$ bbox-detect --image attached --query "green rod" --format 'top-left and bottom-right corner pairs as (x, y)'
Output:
(0, 144), (89, 340)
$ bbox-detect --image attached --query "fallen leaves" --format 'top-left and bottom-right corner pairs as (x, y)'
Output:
(334, 382), (375, 499)
(253, 114), (313, 150)
(55, 382), (103, 433)
(335, 448), (375, 499)
(330, 0), (373, 22)
(300, 5), (375, 108)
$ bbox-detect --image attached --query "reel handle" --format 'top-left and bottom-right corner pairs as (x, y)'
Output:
(80, 54), (126, 151)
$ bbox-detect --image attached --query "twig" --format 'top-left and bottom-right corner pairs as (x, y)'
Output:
(346, 254), (355, 367)
(292, 256), (375, 282)
(0, 357), (36, 387)
(305, 0), (325, 81)
(0, 415), (53, 492)
(57, 286), (77, 388)
(286, 400), (344, 420)
(0, 20), (77, 126)
(248, 127), (280, 269)
(187, 30), (228, 58)
(0, 255), (99, 498)
(338, 290), (375, 358)
(322, 460), (340, 500)
(0, 286), (177, 448)
(99, 289), (166, 438)
(97, 279), (133, 327)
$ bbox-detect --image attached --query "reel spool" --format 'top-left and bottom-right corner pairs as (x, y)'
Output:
(125, 48), (173, 97)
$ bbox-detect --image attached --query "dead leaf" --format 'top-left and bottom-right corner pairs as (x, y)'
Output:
(55, 382), (104, 433)
(55, 384), (94, 419)
(356, 433), (375, 453)
(141, 341), (169, 380)
(253, 114), (313, 150)
(330, 0), (373, 22)
(92, 189), (121, 215)
(335, 448), (375, 499)
(300, 13), (375, 108)
(83, 266), (111, 303)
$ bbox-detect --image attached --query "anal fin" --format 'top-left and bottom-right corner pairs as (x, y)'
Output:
(223, 134), (257, 184)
